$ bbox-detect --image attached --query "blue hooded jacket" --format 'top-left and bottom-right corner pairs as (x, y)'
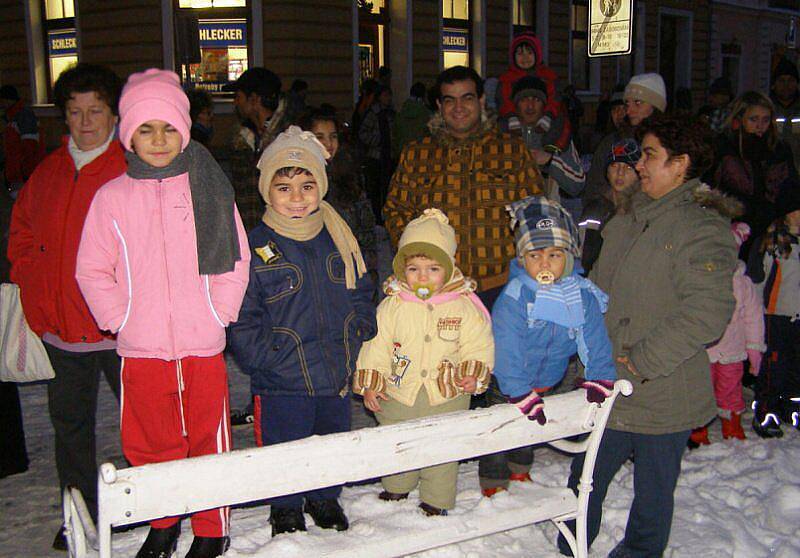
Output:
(492, 259), (615, 398)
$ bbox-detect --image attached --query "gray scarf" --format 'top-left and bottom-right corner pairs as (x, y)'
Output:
(126, 141), (241, 275)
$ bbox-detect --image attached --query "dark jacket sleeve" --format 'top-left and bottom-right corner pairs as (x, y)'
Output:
(350, 268), (378, 343)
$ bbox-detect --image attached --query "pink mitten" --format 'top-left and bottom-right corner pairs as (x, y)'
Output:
(747, 349), (762, 377)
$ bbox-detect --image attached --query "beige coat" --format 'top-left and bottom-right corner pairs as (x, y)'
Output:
(354, 282), (494, 407)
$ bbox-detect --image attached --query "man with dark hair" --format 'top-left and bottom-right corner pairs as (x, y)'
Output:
(227, 67), (292, 231)
(8, 62), (125, 551)
(384, 65), (543, 309)
(1, 85), (45, 197)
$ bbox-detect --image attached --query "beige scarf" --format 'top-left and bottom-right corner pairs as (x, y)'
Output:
(262, 202), (366, 289)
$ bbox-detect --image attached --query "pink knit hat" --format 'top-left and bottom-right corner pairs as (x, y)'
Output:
(118, 69), (191, 151)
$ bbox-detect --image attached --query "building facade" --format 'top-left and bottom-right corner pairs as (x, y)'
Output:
(0, 0), (794, 150)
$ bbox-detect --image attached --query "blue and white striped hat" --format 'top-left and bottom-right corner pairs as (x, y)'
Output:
(506, 196), (581, 258)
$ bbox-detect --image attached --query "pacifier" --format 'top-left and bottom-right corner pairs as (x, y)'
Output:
(412, 283), (434, 300)
(535, 270), (556, 285)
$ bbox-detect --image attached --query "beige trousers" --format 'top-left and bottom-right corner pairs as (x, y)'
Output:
(376, 390), (470, 510)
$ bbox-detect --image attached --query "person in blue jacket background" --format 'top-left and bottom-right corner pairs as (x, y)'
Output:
(228, 126), (377, 537)
(478, 196), (616, 496)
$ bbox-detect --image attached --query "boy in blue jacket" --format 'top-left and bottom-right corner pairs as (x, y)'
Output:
(229, 127), (377, 536)
(478, 196), (615, 496)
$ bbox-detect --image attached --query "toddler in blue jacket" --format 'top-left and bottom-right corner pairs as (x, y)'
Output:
(479, 196), (616, 496)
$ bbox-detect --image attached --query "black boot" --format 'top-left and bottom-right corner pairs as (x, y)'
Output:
(184, 536), (230, 557)
(752, 401), (783, 439)
(419, 502), (447, 516)
(303, 498), (349, 531)
(781, 396), (800, 430)
(52, 526), (68, 552)
(136, 524), (180, 558)
(269, 507), (306, 536)
(378, 490), (409, 501)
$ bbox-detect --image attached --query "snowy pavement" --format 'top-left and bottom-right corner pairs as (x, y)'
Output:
(2, 362), (799, 558)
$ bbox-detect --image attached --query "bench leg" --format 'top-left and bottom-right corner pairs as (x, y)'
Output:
(554, 519), (578, 558)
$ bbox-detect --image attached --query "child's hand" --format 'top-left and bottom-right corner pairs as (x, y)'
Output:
(364, 389), (389, 413)
(746, 349), (762, 377)
(456, 375), (478, 394)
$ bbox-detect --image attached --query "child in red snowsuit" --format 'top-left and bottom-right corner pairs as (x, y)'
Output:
(497, 32), (571, 151)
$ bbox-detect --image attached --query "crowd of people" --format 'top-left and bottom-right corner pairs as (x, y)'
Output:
(1, 31), (799, 558)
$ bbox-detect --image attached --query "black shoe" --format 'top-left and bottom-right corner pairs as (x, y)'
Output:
(269, 507), (306, 536)
(303, 498), (349, 531)
(378, 490), (409, 501)
(136, 524), (180, 558)
(419, 502), (447, 516)
(52, 526), (68, 552)
(184, 536), (230, 557)
(781, 396), (800, 430)
(752, 401), (784, 439)
(230, 409), (254, 426)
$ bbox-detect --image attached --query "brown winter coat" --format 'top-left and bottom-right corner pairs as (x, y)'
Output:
(592, 179), (739, 434)
(384, 114), (544, 291)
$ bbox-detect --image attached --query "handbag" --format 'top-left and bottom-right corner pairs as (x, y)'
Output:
(0, 283), (55, 382)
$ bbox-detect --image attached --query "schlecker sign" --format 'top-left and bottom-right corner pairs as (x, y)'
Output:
(589, 0), (633, 57)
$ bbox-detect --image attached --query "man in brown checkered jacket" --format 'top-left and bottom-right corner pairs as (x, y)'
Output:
(384, 66), (544, 309)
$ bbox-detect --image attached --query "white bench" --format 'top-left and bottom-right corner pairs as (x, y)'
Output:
(64, 380), (632, 558)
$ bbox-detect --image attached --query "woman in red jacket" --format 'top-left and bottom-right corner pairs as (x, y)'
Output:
(7, 63), (125, 551)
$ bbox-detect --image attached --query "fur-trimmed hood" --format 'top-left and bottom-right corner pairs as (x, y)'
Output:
(691, 182), (744, 219)
(426, 109), (499, 147)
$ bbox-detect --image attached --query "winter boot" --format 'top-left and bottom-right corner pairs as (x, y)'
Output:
(481, 486), (507, 498)
(184, 536), (230, 558)
(751, 401), (783, 439)
(419, 502), (448, 516)
(303, 498), (349, 531)
(687, 426), (710, 449)
(269, 507), (306, 537)
(721, 413), (746, 440)
(378, 491), (409, 501)
(781, 396), (800, 430)
(136, 524), (180, 558)
(509, 472), (532, 483)
(52, 526), (68, 552)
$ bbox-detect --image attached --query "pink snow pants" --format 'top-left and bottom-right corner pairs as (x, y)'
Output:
(710, 361), (745, 414)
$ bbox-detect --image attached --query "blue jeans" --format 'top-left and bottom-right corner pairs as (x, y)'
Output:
(557, 428), (690, 558)
(256, 394), (351, 509)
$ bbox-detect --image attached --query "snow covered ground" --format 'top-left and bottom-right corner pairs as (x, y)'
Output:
(2, 362), (799, 558)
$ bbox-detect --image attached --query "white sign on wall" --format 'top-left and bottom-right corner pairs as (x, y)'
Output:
(589, 0), (633, 57)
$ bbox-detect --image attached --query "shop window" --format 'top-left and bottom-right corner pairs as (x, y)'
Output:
(513, 0), (536, 35)
(174, 0), (250, 93)
(570, 0), (590, 91)
(358, 0), (389, 83)
(721, 42), (741, 97)
(43, 0), (78, 89)
(443, 0), (470, 69)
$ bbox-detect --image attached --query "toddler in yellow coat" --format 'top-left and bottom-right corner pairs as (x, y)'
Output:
(354, 208), (494, 516)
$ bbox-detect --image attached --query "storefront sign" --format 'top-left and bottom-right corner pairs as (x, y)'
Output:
(48, 30), (78, 56)
(199, 20), (247, 48)
(588, 0), (633, 57)
(442, 28), (469, 53)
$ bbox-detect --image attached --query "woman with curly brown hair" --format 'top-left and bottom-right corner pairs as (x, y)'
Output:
(558, 114), (739, 558)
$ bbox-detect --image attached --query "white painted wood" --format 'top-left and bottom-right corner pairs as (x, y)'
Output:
(80, 381), (632, 558)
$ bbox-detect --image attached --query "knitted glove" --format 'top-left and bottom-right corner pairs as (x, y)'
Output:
(747, 350), (762, 377)
(535, 115), (552, 132)
(508, 391), (546, 425)
(576, 378), (615, 404)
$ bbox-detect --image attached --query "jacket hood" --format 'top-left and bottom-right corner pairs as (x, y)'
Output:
(383, 267), (477, 297)
(510, 32), (543, 70)
(427, 110), (498, 146)
(691, 182), (744, 219)
(633, 179), (743, 221)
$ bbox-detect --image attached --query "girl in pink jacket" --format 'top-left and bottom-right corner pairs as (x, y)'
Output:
(690, 222), (765, 446)
(76, 69), (250, 558)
